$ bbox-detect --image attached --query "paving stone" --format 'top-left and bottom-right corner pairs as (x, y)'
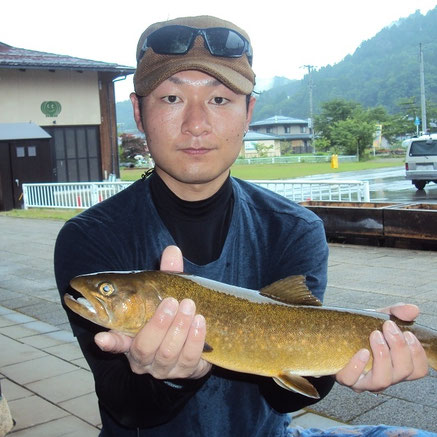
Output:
(0, 321), (58, 339)
(0, 289), (21, 303)
(0, 295), (43, 310)
(7, 416), (100, 437)
(1, 354), (78, 385)
(0, 311), (35, 325)
(308, 383), (388, 423)
(20, 329), (76, 348)
(58, 322), (73, 332)
(8, 394), (68, 431)
(0, 335), (45, 367)
(383, 374), (437, 408)
(43, 341), (82, 361)
(0, 305), (13, 315)
(351, 398), (437, 433)
(26, 368), (94, 403)
(0, 377), (33, 401)
(30, 308), (70, 327)
(59, 392), (101, 426)
(70, 357), (91, 371)
(291, 412), (347, 429)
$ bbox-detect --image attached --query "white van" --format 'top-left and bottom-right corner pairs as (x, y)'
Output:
(404, 133), (437, 190)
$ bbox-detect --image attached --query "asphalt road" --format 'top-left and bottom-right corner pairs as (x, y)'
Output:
(305, 166), (437, 203)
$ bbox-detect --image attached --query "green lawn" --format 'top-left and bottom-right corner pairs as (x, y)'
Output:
(0, 208), (83, 221)
(1, 157), (403, 221)
(121, 157), (404, 181)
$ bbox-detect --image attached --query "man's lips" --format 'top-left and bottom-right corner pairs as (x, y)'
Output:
(180, 147), (214, 155)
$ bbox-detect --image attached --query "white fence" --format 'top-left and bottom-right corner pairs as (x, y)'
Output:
(251, 179), (370, 202)
(235, 155), (357, 165)
(22, 178), (370, 209)
(22, 182), (132, 209)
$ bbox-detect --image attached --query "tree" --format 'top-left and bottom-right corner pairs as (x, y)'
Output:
(119, 134), (148, 163)
(313, 99), (362, 144)
(330, 118), (375, 159)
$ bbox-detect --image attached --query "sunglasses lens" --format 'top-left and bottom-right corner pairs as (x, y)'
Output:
(148, 26), (193, 54)
(142, 26), (252, 64)
(204, 28), (246, 57)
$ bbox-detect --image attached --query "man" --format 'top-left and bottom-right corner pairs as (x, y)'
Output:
(54, 15), (430, 437)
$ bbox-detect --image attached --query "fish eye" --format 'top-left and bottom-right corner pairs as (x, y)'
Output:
(99, 282), (115, 296)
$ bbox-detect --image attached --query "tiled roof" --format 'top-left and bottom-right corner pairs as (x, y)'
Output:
(244, 131), (279, 141)
(250, 115), (309, 127)
(0, 42), (135, 75)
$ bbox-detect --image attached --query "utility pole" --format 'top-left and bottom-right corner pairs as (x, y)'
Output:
(302, 65), (315, 152)
(419, 43), (427, 135)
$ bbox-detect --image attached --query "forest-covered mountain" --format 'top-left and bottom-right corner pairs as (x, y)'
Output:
(252, 7), (437, 121)
(116, 7), (437, 130)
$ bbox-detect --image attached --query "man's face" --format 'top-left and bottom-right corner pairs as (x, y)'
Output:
(131, 70), (255, 200)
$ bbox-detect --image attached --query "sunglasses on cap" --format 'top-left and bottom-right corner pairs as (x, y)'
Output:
(139, 25), (253, 65)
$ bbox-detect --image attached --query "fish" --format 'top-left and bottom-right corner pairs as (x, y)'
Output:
(64, 270), (437, 399)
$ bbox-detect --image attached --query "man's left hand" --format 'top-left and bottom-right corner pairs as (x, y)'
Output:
(335, 304), (429, 393)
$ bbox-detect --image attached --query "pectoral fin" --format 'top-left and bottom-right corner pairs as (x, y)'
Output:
(273, 372), (320, 399)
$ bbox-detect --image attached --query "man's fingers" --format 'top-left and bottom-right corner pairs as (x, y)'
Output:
(152, 299), (197, 377)
(130, 298), (179, 369)
(176, 315), (208, 373)
(335, 348), (370, 388)
(382, 321), (413, 382)
(403, 331), (430, 379)
(95, 331), (133, 353)
(160, 245), (184, 272)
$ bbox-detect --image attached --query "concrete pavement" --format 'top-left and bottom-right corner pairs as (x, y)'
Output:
(0, 215), (436, 435)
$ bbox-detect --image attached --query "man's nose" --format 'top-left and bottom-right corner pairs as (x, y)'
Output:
(181, 102), (212, 137)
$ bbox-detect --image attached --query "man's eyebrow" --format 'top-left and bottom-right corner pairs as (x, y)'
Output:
(168, 76), (222, 87)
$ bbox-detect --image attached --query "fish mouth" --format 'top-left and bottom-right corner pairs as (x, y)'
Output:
(64, 293), (110, 326)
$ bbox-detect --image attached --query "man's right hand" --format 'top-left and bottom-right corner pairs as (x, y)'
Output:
(94, 246), (212, 380)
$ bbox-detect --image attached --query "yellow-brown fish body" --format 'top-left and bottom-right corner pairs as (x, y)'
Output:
(65, 271), (437, 398)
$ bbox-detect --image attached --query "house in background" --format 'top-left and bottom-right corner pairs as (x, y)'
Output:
(241, 131), (281, 158)
(248, 115), (313, 155)
(0, 42), (135, 210)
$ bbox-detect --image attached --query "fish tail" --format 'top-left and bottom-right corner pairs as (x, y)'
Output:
(428, 349), (437, 371)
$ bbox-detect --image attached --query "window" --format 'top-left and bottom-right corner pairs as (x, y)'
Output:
(28, 146), (37, 157)
(410, 140), (437, 156)
(16, 147), (25, 158)
(284, 126), (291, 133)
(300, 126), (307, 133)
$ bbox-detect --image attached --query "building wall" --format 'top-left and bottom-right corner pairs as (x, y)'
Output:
(241, 139), (280, 158)
(0, 69), (101, 126)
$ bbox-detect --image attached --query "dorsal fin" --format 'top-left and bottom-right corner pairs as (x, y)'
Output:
(260, 275), (322, 306)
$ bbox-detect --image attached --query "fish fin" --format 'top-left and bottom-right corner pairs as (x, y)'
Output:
(273, 373), (320, 399)
(389, 315), (414, 327)
(260, 276), (322, 306)
(203, 342), (213, 353)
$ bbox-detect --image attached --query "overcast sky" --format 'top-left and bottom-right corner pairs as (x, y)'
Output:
(3, 0), (437, 101)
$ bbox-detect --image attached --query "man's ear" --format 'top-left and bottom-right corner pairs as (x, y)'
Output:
(130, 92), (145, 133)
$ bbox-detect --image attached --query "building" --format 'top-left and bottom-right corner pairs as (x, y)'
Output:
(0, 42), (135, 210)
(241, 131), (281, 158)
(248, 115), (313, 155)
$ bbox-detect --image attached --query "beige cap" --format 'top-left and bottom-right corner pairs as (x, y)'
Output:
(134, 15), (255, 96)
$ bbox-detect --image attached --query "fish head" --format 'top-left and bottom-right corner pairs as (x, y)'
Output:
(64, 271), (161, 336)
